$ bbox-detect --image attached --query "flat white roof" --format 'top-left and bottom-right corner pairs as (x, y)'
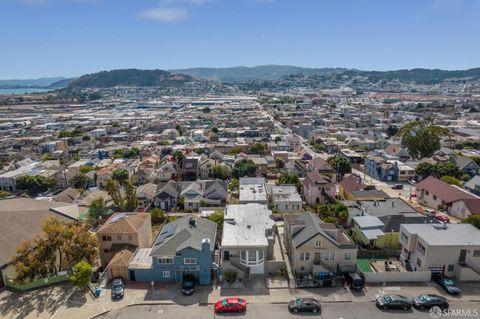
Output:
(222, 204), (274, 248)
(401, 224), (480, 246)
(128, 248), (153, 269)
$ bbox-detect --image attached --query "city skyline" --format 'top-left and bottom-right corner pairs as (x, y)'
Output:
(1, 0), (480, 79)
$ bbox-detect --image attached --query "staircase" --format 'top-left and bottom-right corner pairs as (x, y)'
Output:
(211, 250), (220, 281)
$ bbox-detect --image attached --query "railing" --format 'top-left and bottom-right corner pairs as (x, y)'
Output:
(5, 271), (70, 291)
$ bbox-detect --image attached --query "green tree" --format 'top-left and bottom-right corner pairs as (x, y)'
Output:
(15, 175), (58, 195)
(58, 130), (73, 138)
(463, 215), (480, 230)
(70, 173), (90, 189)
(124, 180), (138, 211)
(436, 162), (462, 179)
(175, 125), (185, 136)
(211, 165), (231, 180)
(396, 121), (449, 159)
(106, 178), (124, 208)
(232, 159), (257, 178)
(228, 178), (239, 193)
(440, 176), (461, 186)
(112, 169), (129, 184)
(0, 190), (9, 199)
(249, 143), (266, 154)
(275, 157), (285, 169)
(327, 156), (352, 178)
(172, 151), (185, 168)
(42, 154), (55, 161)
(274, 136), (282, 143)
(311, 203), (348, 227)
(415, 162), (436, 178)
(150, 208), (165, 222)
(277, 172), (303, 193)
(211, 127), (219, 134)
(88, 198), (108, 219)
(386, 125), (399, 138)
(208, 209), (224, 241)
(70, 261), (92, 288)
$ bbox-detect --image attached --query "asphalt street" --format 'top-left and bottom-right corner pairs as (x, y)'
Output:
(100, 301), (480, 319)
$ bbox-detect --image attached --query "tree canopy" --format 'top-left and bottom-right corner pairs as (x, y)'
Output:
(112, 169), (129, 183)
(12, 216), (97, 283)
(211, 165), (231, 180)
(396, 121), (448, 159)
(70, 173), (90, 189)
(327, 156), (352, 178)
(88, 198), (109, 219)
(70, 261), (93, 288)
(463, 215), (480, 230)
(232, 159), (257, 178)
(15, 175), (58, 195)
(277, 172), (303, 194)
(415, 162), (462, 179)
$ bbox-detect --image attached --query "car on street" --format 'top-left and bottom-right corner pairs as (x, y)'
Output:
(376, 294), (412, 310)
(111, 278), (125, 299)
(181, 274), (195, 296)
(288, 298), (321, 313)
(432, 274), (461, 295)
(345, 272), (364, 291)
(412, 294), (449, 310)
(408, 179), (417, 186)
(391, 184), (404, 190)
(214, 298), (247, 313)
(410, 192), (417, 198)
(434, 215), (450, 223)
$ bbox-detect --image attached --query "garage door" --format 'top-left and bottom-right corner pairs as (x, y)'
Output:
(429, 266), (444, 274)
(109, 267), (127, 281)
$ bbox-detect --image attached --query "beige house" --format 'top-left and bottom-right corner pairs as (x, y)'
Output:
(284, 212), (357, 275)
(97, 213), (152, 280)
(399, 223), (480, 281)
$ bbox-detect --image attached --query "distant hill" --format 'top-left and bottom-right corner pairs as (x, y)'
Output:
(169, 65), (346, 82)
(0, 77), (66, 89)
(48, 78), (74, 88)
(67, 69), (197, 88)
(344, 68), (480, 84)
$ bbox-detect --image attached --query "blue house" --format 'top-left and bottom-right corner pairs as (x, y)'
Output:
(364, 155), (399, 182)
(128, 216), (217, 285)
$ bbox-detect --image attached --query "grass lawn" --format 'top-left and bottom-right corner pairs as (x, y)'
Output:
(357, 258), (373, 273)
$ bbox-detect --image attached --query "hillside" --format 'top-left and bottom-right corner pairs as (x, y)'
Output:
(67, 69), (197, 88)
(0, 77), (66, 89)
(169, 65), (346, 82)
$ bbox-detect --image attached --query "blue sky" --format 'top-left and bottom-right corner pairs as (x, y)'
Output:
(1, 0), (480, 79)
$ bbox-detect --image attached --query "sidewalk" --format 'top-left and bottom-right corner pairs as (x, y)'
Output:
(1, 280), (479, 319)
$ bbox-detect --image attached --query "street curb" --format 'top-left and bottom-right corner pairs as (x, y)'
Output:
(126, 301), (177, 306)
(90, 310), (111, 319)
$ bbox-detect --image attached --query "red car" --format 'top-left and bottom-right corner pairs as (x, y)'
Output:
(214, 298), (247, 313)
(435, 215), (450, 223)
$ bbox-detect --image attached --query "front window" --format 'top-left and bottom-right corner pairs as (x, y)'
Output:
(344, 253), (352, 261)
(158, 257), (174, 264)
(300, 252), (310, 261)
(162, 271), (170, 278)
(400, 232), (408, 243)
(315, 239), (322, 247)
(417, 242), (426, 255)
(474, 250), (480, 257)
(325, 252), (335, 261)
(184, 258), (197, 265)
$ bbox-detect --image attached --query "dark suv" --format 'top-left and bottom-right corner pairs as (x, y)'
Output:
(182, 274), (196, 296)
(345, 272), (364, 291)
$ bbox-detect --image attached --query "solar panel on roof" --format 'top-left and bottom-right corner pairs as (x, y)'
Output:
(155, 223), (177, 245)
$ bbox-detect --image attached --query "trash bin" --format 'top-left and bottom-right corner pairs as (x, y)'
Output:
(95, 287), (102, 297)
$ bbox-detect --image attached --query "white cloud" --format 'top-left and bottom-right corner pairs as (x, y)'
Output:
(138, 6), (188, 22)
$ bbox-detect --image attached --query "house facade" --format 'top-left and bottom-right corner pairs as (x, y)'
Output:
(399, 223), (480, 281)
(128, 216), (217, 285)
(284, 212), (357, 275)
(303, 171), (336, 205)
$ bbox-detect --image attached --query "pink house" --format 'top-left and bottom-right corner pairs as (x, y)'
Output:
(303, 171), (336, 205)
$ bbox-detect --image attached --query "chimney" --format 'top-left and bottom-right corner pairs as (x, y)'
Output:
(201, 238), (210, 252)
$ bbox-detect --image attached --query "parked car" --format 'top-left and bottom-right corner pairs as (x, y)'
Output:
(111, 278), (124, 299)
(376, 294), (412, 310)
(391, 184), (404, 190)
(182, 274), (196, 296)
(345, 272), (364, 291)
(408, 180), (417, 186)
(288, 298), (321, 313)
(410, 192), (417, 198)
(412, 294), (449, 310)
(432, 274), (461, 295)
(434, 215), (450, 223)
(214, 298), (247, 313)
